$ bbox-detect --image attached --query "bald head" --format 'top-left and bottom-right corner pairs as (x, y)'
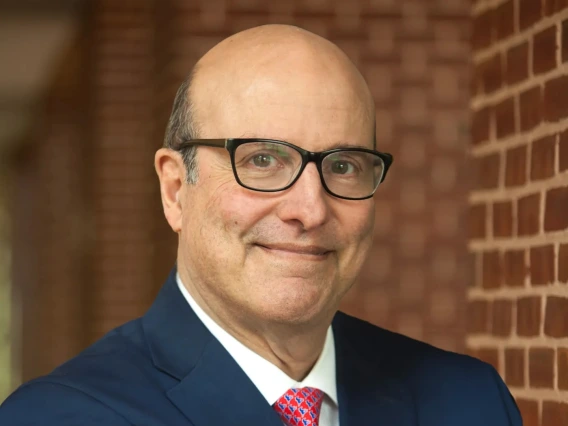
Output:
(164, 24), (376, 181)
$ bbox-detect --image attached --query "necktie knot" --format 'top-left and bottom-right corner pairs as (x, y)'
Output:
(273, 387), (324, 426)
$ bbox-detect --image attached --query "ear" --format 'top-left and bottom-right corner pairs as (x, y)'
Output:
(155, 148), (185, 233)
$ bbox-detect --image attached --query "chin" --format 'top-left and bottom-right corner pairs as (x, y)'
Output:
(252, 292), (328, 325)
(262, 310), (319, 326)
(239, 273), (342, 323)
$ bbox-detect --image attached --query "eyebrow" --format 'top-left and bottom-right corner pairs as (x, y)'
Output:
(324, 142), (370, 150)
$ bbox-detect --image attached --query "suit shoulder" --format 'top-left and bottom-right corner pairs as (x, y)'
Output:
(0, 319), (171, 424)
(334, 312), (521, 424)
(334, 311), (492, 374)
(12, 319), (161, 402)
(0, 380), (132, 425)
(52, 318), (152, 379)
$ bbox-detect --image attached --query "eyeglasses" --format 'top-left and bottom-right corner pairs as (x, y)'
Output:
(174, 138), (393, 200)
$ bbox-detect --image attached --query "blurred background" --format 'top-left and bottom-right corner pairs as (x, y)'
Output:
(0, 0), (566, 424)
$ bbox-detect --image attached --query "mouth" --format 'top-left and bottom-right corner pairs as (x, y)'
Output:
(254, 243), (332, 259)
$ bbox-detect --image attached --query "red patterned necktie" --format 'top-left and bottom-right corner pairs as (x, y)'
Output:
(273, 387), (324, 426)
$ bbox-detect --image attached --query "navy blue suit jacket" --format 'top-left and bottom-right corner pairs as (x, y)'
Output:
(0, 268), (522, 425)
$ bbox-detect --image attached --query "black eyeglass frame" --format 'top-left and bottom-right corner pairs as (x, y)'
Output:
(174, 138), (394, 200)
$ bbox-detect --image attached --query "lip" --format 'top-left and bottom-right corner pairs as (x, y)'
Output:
(255, 243), (332, 258)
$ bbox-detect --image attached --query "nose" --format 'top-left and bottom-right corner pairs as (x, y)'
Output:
(275, 162), (330, 231)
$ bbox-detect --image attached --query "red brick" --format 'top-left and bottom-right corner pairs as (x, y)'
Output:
(533, 26), (557, 75)
(542, 402), (568, 426)
(559, 348), (568, 390)
(492, 299), (512, 336)
(563, 19), (568, 62)
(472, 107), (491, 145)
(473, 252), (482, 288)
(228, 0), (270, 13)
(531, 135), (556, 180)
(518, 193), (540, 236)
(494, 1), (515, 41)
(492, 201), (513, 238)
(504, 348), (524, 387)
(545, 296), (568, 337)
(544, 186), (568, 231)
(520, 86), (543, 131)
(472, 9), (493, 51)
(469, 203), (486, 239)
(495, 96), (516, 139)
(517, 399), (539, 426)
(504, 249), (526, 287)
(517, 296), (541, 337)
(475, 348), (500, 372)
(519, 0), (543, 30)
(546, 0), (568, 15)
(560, 244), (568, 283)
(530, 245), (555, 286)
(470, 67), (479, 96)
(479, 53), (503, 94)
(561, 130), (568, 171)
(505, 145), (527, 187)
(506, 42), (529, 85)
(475, 153), (501, 189)
(467, 299), (490, 334)
(529, 347), (554, 388)
(483, 251), (503, 289)
(544, 75), (568, 121)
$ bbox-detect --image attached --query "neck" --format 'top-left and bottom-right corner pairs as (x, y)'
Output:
(178, 268), (332, 381)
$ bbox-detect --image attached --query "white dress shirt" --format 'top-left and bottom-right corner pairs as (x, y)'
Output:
(177, 274), (339, 426)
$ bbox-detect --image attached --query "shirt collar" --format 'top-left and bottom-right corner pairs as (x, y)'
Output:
(176, 274), (338, 405)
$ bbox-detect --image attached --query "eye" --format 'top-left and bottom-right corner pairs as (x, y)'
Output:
(330, 160), (355, 175)
(250, 153), (278, 168)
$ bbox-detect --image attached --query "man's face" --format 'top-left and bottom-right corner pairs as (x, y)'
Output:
(177, 53), (376, 327)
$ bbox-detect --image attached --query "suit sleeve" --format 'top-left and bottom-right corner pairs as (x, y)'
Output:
(489, 366), (523, 426)
(0, 381), (132, 426)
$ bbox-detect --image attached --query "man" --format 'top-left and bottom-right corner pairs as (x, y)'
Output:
(0, 25), (521, 425)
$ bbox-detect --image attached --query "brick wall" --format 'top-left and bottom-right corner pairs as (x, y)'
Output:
(9, 0), (471, 384)
(88, 1), (166, 342)
(469, 0), (568, 424)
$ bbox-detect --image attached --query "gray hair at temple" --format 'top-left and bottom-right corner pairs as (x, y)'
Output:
(163, 68), (200, 184)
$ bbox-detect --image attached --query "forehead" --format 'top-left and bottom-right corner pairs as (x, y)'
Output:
(192, 56), (375, 151)
(202, 86), (374, 151)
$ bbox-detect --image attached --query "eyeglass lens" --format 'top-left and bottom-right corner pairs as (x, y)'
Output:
(233, 141), (385, 198)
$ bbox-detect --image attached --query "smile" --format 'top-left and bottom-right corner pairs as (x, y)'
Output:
(254, 243), (332, 260)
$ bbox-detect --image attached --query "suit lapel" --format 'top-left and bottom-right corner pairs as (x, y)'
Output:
(167, 338), (283, 426)
(333, 313), (417, 426)
(142, 268), (283, 426)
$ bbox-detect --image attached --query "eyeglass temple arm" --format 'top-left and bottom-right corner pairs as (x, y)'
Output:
(177, 139), (227, 149)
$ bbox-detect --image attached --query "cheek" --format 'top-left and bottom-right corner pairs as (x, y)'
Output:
(208, 183), (273, 238)
(336, 201), (375, 269)
(344, 200), (375, 242)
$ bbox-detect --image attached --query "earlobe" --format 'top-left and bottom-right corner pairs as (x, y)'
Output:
(155, 148), (184, 233)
